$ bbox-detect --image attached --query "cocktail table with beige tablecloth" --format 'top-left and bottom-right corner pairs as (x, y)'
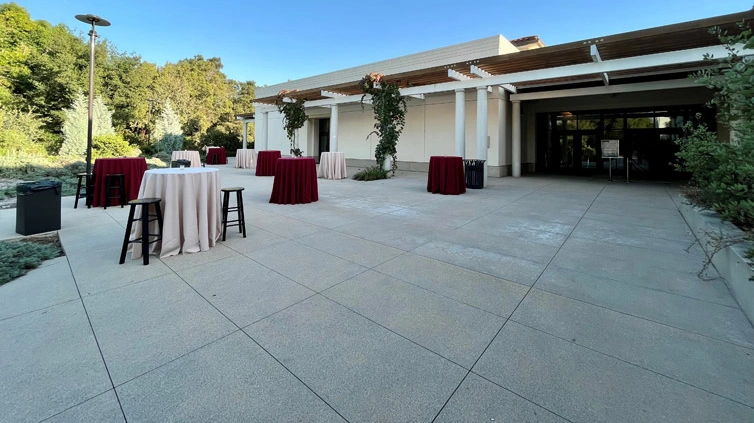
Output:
(129, 168), (221, 260)
(317, 151), (347, 179)
(235, 149), (257, 169)
(170, 150), (201, 168)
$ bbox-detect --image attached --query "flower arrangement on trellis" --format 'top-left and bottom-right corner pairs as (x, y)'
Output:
(360, 72), (407, 175)
(275, 89), (307, 157)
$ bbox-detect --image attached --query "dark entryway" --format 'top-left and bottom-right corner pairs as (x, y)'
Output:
(536, 106), (715, 179)
(318, 118), (330, 157)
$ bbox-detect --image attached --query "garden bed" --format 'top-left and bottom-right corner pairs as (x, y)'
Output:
(678, 196), (754, 325)
(0, 233), (64, 285)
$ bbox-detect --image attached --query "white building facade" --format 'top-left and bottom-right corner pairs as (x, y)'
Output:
(248, 8), (753, 182)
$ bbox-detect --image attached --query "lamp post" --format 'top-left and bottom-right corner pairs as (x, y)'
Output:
(74, 14), (110, 177)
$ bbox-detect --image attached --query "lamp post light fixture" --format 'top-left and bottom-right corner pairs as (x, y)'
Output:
(74, 14), (110, 177)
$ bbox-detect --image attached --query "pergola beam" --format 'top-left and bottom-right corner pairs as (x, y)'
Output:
(253, 45), (732, 110)
(305, 94), (369, 108)
(399, 45), (736, 96)
(448, 69), (471, 81)
(471, 65), (517, 93)
(510, 78), (697, 101)
(590, 44), (610, 86)
(321, 90), (347, 98)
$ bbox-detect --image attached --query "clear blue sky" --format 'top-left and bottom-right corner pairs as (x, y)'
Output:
(16, 0), (753, 87)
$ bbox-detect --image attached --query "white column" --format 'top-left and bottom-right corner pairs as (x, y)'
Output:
(330, 104), (339, 152)
(498, 88), (509, 175)
(259, 111), (268, 151)
(455, 89), (465, 157)
(512, 100), (521, 177)
(242, 121), (248, 149)
(476, 86), (489, 187)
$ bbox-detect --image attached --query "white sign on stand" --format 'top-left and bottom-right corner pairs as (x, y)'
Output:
(601, 140), (623, 182)
(601, 140), (620, 158)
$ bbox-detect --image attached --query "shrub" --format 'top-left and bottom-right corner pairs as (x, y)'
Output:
(675, 24), (754, 232)
(353, 165), (389, 181)
(152, 151), (171, 163)
(0, 153), (85, 197)
(92, 134), (138, 158)
(0, 108), (49, 155)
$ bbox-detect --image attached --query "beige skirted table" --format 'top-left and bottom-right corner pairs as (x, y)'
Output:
(235, 149), (257, 169)
(170, 150), (201, 168)
(129, 167), (221, 260)
(317, 152), (347, 179)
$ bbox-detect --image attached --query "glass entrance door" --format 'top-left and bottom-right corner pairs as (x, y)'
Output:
(557, 132), (599, 173)
(558, 134), (575, 170)
(580, 133), (598, 171)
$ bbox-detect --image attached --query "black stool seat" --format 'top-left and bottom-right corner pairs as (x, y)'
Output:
(104, 173), (127, 209)
(221, 187), (246, 241)
(119, 198), (163, 265)
(74, 172), (92, 209)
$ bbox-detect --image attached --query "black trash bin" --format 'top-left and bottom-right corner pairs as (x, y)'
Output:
(16, 180), (62, 235)
(464, 159), (485, 189)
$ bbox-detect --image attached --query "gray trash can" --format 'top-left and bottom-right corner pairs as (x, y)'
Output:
(464, 159), (485, 189)
(16, 180), (62, 235)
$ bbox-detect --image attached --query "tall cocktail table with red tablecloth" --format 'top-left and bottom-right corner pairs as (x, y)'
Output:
(427, 156), (466, 195)
(206, 147), (227, 165)
(269, 157), (318, 204)
(91, 157), (148, 207)
(255, 150), (282, 176)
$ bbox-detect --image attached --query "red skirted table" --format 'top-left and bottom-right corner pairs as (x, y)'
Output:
(269, 158), (318, 204)
(206, 147), (227, 165)
(427, 156), (466, 195)
(256, 150), (282, 176)
(92, 157), (148, 207)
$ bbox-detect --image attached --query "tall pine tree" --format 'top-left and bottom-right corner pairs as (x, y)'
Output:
(59, 94), (115, 156)
(153, 100), (183, 153)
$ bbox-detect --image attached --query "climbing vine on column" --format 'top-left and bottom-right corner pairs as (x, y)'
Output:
(360, 72), (407, 175)
(275, 89), (307, 157)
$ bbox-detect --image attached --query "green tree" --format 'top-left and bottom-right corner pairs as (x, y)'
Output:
(0, 2), (94, 152)
(153, 55), (234, 146)
(100, 50), (158, 142)
(60, 94), (115, 156)
(153, 100), (183, 153)
(0, 2), (38, 107)
(231, 79), (256, 145)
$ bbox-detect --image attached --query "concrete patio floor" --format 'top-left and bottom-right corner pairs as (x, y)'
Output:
(1, 161), (753, 422)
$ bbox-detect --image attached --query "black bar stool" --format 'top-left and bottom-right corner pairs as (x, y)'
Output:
(210, 152), (218, 165)
(120, 198), (163, 265)
(74, 172), (91, 209)
(104, 174), (126, 209)
(221, 187), (246, 241)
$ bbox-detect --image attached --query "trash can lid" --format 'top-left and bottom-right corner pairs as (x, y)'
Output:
(16, 180), (62, 195)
